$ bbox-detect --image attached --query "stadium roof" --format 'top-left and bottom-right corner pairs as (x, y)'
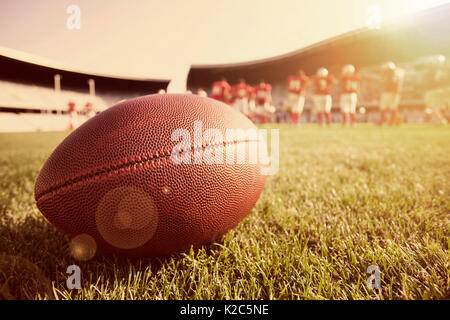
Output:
(0, 46), (170, 84)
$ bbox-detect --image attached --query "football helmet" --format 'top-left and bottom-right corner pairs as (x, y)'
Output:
(429, 55), (446, 65)
(317, 67), (328, 77)
(342, 64), (355, 75)
(197, 88), (207, 97)
(382, 61), (396, 70)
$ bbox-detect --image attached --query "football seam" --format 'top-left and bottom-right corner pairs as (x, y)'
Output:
(35, 139), (259, 201)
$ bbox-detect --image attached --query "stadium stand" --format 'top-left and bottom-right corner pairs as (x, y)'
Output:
(0, 46), (170, 132)
(0, 80), (107, 112)
(0, 112), (87, 132)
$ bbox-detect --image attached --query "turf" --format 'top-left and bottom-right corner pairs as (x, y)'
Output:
(0, 124), (448, 300)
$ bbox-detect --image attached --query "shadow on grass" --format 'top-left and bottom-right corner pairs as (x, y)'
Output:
(0, 209), (227, 299)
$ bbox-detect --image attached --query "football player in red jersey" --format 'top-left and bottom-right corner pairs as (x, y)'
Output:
(210, 77), (231, 104)
(312, 68), (337, 125)
(340, 64), (360, 126)
(422, 55), (449, 125)
(286, 70), (309, 125)
(253, 80), (272, 124)
(379, 62), (405, 125)
(247, 85), (256, 122)
(85, 102), (95, 119)
(232, 78), (253, 120)
(68, 101), (77, 130)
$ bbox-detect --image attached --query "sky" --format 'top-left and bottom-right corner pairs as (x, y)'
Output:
(0, 0), (449, 92)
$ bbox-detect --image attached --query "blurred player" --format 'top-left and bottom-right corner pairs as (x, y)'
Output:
(253, 80), (272, 124)
(85, 102), (95, 119)
(197, 88), (208, 97)
(68, 101), (77, 130)
(232, 78), (253, 120)
(422, 55), (449, 125)
(210, 77), (231, 103)
(339, 64), (360, 126)
(247, 85), (256, 123)
(445, 84), (450, 122)
(286, 70), (309, 125)
(379, 62), (405, 125)
(276, 102), (287, 123)
(312, 68), (337, 125)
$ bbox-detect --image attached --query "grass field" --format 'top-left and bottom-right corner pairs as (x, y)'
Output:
(0, 124), (448, 300)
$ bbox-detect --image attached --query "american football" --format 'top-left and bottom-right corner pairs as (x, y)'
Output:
(35, 94), (266, 257)
(0, 0), (449, 306)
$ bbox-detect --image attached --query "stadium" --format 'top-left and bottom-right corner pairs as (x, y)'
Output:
(0, 0), (448, 305)
(187, 4), (450, 124)
(1, 4), (449, 130)
(0, 46), (169, 132)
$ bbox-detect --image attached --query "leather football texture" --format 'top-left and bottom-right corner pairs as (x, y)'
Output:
(35, 94), (267, 257)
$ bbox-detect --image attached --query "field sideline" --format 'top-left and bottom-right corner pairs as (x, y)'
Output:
(0, 124), (448, 300)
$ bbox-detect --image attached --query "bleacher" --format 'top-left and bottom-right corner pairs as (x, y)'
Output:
(0, 45), (170, 132)
(0, 80), (108, 112)
(0, 80), (110, 132)
(0, 112), (95, 132)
